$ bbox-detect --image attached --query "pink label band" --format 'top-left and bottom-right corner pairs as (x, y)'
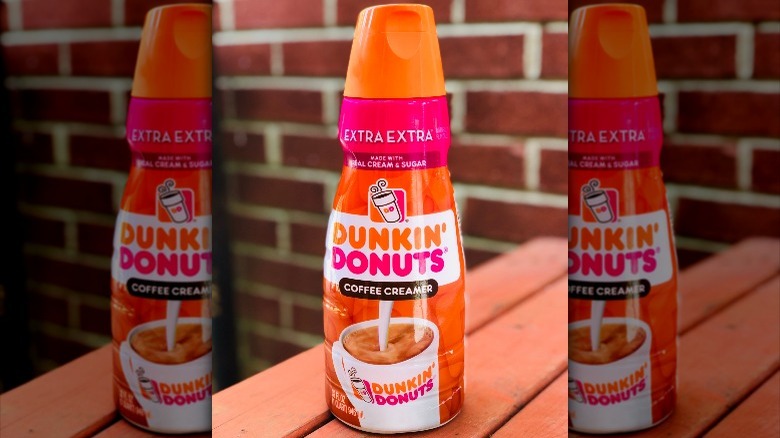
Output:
(339, 97), (450, 170)
(127, 98), (212, 156)
(568, 97), (663, 170)
(132, 152), (212, 170)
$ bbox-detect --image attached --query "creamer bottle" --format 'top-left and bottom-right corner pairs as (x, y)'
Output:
(568, 4), (679, 433)
(323, 4), (466, 433)
(111, 4), (212, 433)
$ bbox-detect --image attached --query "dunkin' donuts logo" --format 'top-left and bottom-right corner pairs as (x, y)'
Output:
(369, 179), (406, 223)
(568, 362), (648, 406)
(581, 179), (618, 224)
(157, 179), (195, 224)
(134, 366), (212, 406)
(347, 363), (436, 406)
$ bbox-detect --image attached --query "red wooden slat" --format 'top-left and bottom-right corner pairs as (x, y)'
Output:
(492, 372), (568, 438)
(677, 237), (780, 333)
(94, 420), (210, 437)
(704, 371), (780, 438)
(0, 345), (116, 438)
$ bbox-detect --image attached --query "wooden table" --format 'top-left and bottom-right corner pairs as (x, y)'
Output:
(1, 237), (777, 437)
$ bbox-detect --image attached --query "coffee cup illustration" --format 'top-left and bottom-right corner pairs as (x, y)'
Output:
(582, 179), (615, 223)
(119, 317), (212, 433)
(331, 317), (440, 433)
(568, 317), (653, 433)
(158, 179), (191, 223)
(370, 179), (402, 223)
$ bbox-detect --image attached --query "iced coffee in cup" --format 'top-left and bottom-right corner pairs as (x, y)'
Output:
(568, 318), (653, 432)
(370, 179), (402, 223)
(331, 318), (441, 433)
(582, 179), (614, 223)
(158, 179), (192, 223)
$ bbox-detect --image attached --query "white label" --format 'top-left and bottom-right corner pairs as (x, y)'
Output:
(568, 210), (673, 286)
(324, 210), (461, 287)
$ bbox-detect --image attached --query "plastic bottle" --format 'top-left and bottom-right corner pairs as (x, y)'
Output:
(110, 4), (212, 433)
(567, 4), (679, 433)
(323, 4), (466, 433)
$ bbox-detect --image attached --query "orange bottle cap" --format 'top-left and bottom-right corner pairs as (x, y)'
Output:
(132, 4), (212, 99)
(344, 4), (445, 99)
(569, 4), (657, 99)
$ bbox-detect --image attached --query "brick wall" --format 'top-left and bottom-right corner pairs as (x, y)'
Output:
(213, 0), (569, 377)
(570, 0), (780, 266)
(1, 0), (208, 385)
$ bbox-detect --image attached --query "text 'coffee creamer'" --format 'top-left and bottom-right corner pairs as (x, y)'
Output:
(568, 5), (679, 434)
(323, 5), (466, 434)
(110, 5), (212, 433)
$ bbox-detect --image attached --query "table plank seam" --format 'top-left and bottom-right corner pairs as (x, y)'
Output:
(487, 368), (569, 437)
(698, 367), (780, 437)
(680, 274), (780, 337)
(467, 273), (567, 336)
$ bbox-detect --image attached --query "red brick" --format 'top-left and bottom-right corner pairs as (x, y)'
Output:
(466, 92), (567, 137)
(25, 255), (110, 296)
(660, 143), (737, 188)
(237, 255), (322, 296)
(77, 222), (115, 257)
(221, 131), (265, 163)
(29, 293), (69, 327)
(541, 33), (568, 78)
(19, 175), (115, 213)
(464, 247), (502, 269)
(290, 222), (327, 256)
(539, 149), (567, 194)
(22, 215), (66, 248)
(230, 216), (277, 247)
(124, 0), (211, 26)
(70, 135), (130, 171)
(678, 0), (780, 22)
(79, 303), (110, 335)
(70, 41), (139, 77)
(215, 44), (272, 76)
(337, 0), (452, 25)
(467, 0), (568, 22)
(14, 131), (54, 164)
(3, 44), (59, 76)
(22, 0), (111, 29)
(569, 0), (664, 23)
(32, 332), (94, 366)
(248, 333), (307, 364)
(463, 199), (567, 243)
(283, 41), (351, 77)
(755, 33), (780, 79)
(678, 92), (780, 137)
(440, 36), (524, 79)
(235, 292), (280, 325)
(675, 198), (780, 243)
(12, 89), (112, 124)
(752, 149), (780, 194)
(0, 3), (7, 32)
(233, 89), (323, 124)
(652, 36), (736, 79)
(234, 175), (325, 213)
(233, 0), (323, 29)
(449, 143), (524, 189)
(282, 135), (343, 171)
(292, 305), (323, 336)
